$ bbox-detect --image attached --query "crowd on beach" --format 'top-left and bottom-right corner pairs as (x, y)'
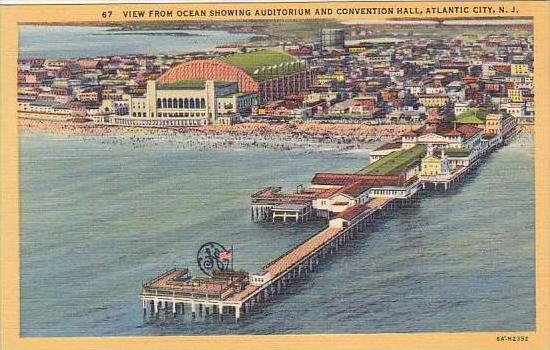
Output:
(18, 119), (416, 152)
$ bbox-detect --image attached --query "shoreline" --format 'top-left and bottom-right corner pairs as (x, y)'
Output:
(18, 119), (418, 152)
(19, 119), (533, 152)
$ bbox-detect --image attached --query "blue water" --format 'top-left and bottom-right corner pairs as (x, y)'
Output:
(18, 25), (255, 59)
(19, 133), (535, 336)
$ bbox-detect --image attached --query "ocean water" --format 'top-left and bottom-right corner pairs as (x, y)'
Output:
(18, 25), (256, 59)
(19, 133), (535, 336)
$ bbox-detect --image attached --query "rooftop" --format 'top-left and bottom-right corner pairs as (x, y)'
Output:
(218, 50), (303, 81)
(373, 141), (402, 152)
(444, 147), (473, 157)
(272, 203), (310, 211)
(339, 181), (371, 198)
(445, 129), (463, 137)
(157, 79), (234, 90)
(456, 124), (483, 140)
(454, 108), (489, 124)
(311, 173), (367, 186)
(357, 145), (427, 176)
(142, 268), (228, 295)
(311, 173), (406, 187)
(317, 187), (343, 199)
(334, 203), (369, 221)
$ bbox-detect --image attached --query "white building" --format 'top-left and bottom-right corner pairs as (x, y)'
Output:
(505, 102), (526, 120)
(313, 182), (370, 218)
(112, 80), (256, 127)
(454, 100), (473, 116)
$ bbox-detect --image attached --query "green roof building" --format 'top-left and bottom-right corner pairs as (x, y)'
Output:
(156, 49), (314, 104)
(218, 50), (304, 81)
(357, 145), (427, 176)
(454, 108), (489, 125)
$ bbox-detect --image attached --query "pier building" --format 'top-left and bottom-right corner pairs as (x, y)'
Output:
(250, 186), (321, 222)
(369, 142), (403, 163)
(400, 125), (482, 150)
(141, 268), (250, 317)
(312, 181), (370, 218)
(357, 145), (425, 178)
(420, 149), (450, 177)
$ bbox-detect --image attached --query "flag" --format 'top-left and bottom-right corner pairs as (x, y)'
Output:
(218, 249), (232, 262)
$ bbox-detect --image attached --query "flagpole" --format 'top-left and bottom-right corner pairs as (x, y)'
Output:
(231, 244), (234, 271)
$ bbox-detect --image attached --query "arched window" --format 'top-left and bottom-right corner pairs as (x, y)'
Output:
(132, 112), (136, 117)
(184, 98), (189, 108)
(167, 98), (173, 108)
(190, 98), (195, 108)
(157, 98), (161, 108)
(200, 98), (206, 108)
(178, 98), (184, 108)
(162, 98), (167, 108)
(195, 98), (201, 109)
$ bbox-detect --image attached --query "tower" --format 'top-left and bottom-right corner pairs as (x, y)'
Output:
(320, 28), (345, 51)
(205, 80), (217, 124)
(146, 80), (157, 118)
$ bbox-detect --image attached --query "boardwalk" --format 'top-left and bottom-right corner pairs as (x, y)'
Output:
(265, 197), (391, 277)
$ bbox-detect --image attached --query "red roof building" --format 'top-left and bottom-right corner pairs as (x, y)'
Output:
(311, 173), (405, 187)
(334, 203), (369, 221)
(455, 124), (483, 141)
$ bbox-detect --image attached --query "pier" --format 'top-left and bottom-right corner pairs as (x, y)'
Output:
(141, 120), (518, 321)
(141, 197), (395, 320)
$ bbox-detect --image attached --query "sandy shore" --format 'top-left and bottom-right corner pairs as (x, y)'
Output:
(19, 119), (419, 151)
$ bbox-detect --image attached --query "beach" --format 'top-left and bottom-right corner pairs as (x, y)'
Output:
(18, 118), (419, 151)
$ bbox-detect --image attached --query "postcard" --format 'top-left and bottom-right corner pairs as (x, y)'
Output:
(1, 1), (549, 349)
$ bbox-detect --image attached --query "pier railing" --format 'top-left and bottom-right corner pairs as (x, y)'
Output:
(251, 186), (282, 199)
(262, 198), (391, 272)
(141, 287), (224, 301)
(261, 227), (328, 271)
(142, 267), (186, 288)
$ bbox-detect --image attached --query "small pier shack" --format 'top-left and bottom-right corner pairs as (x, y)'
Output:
(250, 186), (322, 222)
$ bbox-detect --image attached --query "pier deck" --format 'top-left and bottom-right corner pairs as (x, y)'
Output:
(228, 197), (390, 304)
